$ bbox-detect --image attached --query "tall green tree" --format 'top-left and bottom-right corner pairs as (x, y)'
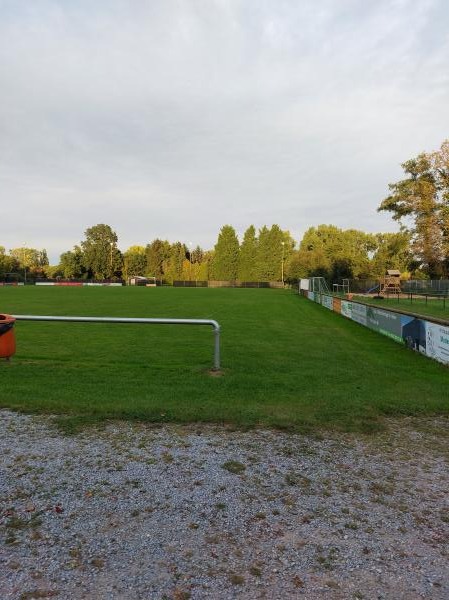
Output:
(238, 225), (258, 281)
(123, 246), (146, 280)
(0, 246), (18, 277)
(146, 239), (171, 278)
(211, 225), (240, 280)
(81, 224), (122, 279)
(369, 232), (412, 278)
(256, 224), (285, 281)
(378, 152), (443, 277)
(294, 225), (376, 281)
(428, 139), (449, 272)
(164, 242), (186, 283)
(9, 247), (50, 278)
(59, 246), (86, 279)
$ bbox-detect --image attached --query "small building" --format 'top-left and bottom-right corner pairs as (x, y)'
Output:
(129, 276), (150, 286)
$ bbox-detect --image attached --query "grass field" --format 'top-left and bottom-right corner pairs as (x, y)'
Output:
(353, 294), (449, 322)
(0, 287), (448, 432)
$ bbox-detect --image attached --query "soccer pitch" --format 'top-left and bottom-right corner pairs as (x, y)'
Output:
(1, 286), (447, 432)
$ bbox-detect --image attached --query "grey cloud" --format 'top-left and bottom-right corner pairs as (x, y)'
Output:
(0, 0), (448, 261)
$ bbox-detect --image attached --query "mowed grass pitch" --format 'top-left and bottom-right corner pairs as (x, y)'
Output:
(0, 286), (448, 432)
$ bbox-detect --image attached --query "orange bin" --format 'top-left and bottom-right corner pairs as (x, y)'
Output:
(0, 314), (16, 360)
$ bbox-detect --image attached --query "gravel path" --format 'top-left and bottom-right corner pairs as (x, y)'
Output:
(1, 410), (448, 600)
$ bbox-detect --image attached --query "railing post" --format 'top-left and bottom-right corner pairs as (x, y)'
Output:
(213, 325), (221, 371)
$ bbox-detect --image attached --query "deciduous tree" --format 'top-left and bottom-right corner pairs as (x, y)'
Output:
(123, 246), (146, 280)
(81, 224), (122, 279)
(378, 152), (443, 277)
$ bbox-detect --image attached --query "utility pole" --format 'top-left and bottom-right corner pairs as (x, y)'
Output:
(281, 241), (285, 286)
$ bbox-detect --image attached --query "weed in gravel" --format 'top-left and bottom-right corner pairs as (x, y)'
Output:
(369, 481), (394, 495)
(19, 591), (59, 600)
(222, 460), (246, 474)
(228, 573), (245, 585)
(90, 557), (105, 568)
(292, 575), (304, 588)
(439, 508), (449, 523)
(315, 546), (339, 570)
(171, 589), (191, 600)
(249, 565), (262, 577)
(205, 534), (220, 544)
(285, 472), (312, 488)
(162, 452), (174, 463)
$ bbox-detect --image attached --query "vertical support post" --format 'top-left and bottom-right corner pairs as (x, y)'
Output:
(213, 326), (221, 371)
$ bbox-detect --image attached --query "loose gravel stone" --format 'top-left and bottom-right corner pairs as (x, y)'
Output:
(1, 410), (448, 599)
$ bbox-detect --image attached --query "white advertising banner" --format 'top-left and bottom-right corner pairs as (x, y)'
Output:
(425, 322), (449, 365)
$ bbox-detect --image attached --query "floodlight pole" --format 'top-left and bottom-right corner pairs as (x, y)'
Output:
(281, 241), (285, 286)
(12, 315), (221, 371)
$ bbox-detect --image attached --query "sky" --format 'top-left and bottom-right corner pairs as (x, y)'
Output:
(1, 0), (449, 263)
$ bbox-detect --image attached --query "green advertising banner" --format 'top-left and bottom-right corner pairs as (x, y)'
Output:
(341, 300), (352, 319)
(366, 307), (407, 342)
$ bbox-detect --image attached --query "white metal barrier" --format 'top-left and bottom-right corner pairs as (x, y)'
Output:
(12, 315), (221, 371)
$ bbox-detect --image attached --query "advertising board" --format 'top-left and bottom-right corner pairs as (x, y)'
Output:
(366, 307), (406, 342)
(425, 322), (449, 364)
(341, 300), (352, 319)
(333, 297), (341, 314)
(321, 295), (333, 310)
(308, 291), (315, 302)
(351, 303), (367, 326)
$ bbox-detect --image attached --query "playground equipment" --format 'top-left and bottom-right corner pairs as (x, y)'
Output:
(379, 270), (401, 296)
(332, 278), (350, 296)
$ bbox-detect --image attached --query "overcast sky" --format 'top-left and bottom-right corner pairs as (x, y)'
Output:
(1, 0), (448, 263)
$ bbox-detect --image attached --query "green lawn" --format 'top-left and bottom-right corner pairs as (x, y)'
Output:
(0, 287), (447, 432)
(353, 294), (449, 322)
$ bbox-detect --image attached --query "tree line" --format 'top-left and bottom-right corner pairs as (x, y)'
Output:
(2, 139), (448, 283)
(0, 223), (414, 283)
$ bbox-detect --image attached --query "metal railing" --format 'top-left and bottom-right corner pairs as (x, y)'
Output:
(12, 315), (221, 371)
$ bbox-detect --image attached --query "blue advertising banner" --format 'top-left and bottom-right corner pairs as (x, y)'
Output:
(351, 303), (367, 326)
(321, 295), (333, 310)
